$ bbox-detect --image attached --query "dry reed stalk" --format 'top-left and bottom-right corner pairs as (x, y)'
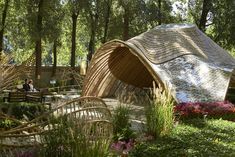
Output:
(0, 52), (34, 92)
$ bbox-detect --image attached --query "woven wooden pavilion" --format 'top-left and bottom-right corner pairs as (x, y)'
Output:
(82, 24), (235, 103)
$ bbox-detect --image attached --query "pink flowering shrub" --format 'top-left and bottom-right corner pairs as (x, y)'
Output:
(175, 101), (235, 120)
(15, 148), (38, 157)
(111, 139), (135, 155)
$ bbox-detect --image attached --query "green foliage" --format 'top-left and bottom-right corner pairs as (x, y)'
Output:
(130, 119), (235, 157)
(112, 105), (130, 134)
(145, 85), (175, 138)
(1, 0), (235, 66)
(171, 0), (235, 53)
(145, 0), (174, 26)
(187, 0), (203, 24)
(113, 127), (137, 142)
(210, 0), (235, 50)
(0, 102), (45, 120)
(0, 118), (19, 130)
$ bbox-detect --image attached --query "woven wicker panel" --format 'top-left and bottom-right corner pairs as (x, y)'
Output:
(127, 24), (235, 65)
(152, 55), (232, 102)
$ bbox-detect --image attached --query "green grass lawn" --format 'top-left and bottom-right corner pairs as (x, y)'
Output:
(130, 119), (235, 157)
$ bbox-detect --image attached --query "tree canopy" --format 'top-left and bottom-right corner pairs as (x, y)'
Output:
(0, 0), (235, 78)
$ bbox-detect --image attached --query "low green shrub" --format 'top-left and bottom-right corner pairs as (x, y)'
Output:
(0, 119), (20, 130)
(0, 102), (46, 120)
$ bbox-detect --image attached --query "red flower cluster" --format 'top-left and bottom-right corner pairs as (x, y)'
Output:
(174, 101), (235, 120)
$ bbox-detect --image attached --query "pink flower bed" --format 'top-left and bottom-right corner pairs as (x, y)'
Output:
(174, 101), (235, 120)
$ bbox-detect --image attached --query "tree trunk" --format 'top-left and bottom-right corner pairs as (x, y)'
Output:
(123, 8), (129, 41)
(102, 0), (111, 43)
(35, 0), (43, 80)
(87, 8), (99, 63)
(0, 0), (10, 52)
(71, 11), (79, 85)
(87, 30), (95, 61)
(158, 0), (162, 25)
(199, 0), (211, 32)
(71, 12), (78, 68)
(87, 19), (96, 62)
(52, 40), (57, 77)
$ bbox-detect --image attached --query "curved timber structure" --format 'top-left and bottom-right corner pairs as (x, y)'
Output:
(82, 24), (235, 102)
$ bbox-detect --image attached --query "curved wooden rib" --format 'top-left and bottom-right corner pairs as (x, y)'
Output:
(0, 96), (112, 150)
(82, 40), (164, 97)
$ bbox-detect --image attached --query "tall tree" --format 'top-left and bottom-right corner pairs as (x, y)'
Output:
(0, 0), (10, 52)
(102, 0), (112, 43)
(187, 0), (235, 50)
(26, 0), (45, 79)
(66, 0), (86, 84)
(34, 0), (43, 79)
(187, 0), (203, 25)
(118, 0), (132, 40)
(158, 0), (162, 25)
(198, 0), (212, 31)
(71, 6), (79, 68)
(86, 0), (101, 62)
(67, 0), (85, 68)
(43, 0), (64, 77)
(144, 0), (173, 27)
(211, 0), (235, 50)
(52, 40), (57, 76)
(27, 0), (66, 79)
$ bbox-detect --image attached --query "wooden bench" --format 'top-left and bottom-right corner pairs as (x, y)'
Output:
(26, 92), (45, 103)
(3, 92), (45, 103)
(3, 92), (26, 102)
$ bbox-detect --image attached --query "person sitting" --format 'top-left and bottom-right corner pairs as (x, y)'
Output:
(28, 79), (35, 92)
(28, 79), (38, 92)
(23, 79), (30, 91)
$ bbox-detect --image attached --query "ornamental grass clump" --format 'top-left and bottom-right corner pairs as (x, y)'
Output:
(112, 105), (131, 135)
(40, 115), (111, 157)
(145, 83), (175, 138)
(111, 105), (136, 156)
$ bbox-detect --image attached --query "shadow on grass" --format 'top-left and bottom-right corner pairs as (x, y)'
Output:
(130, 119), (235, 157)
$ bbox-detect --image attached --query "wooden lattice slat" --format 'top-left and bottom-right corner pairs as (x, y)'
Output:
(0, 96), (113, 156)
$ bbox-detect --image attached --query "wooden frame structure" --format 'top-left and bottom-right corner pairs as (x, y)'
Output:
(0, 96), (113, 156)
(82, 24), (235, 102)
